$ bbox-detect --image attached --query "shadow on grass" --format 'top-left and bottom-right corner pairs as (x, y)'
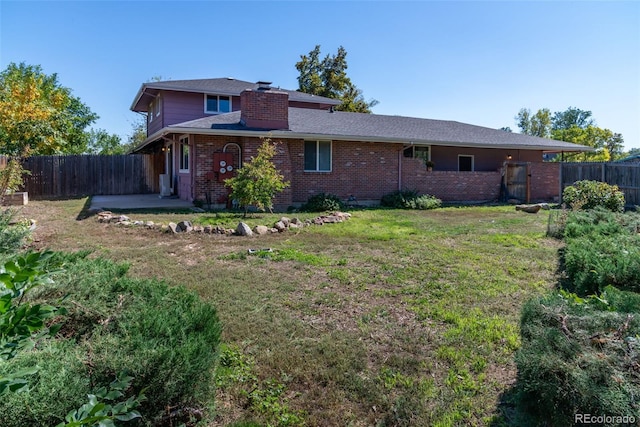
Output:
(490, 385), (536, 427)
(76, 196), (95, 221)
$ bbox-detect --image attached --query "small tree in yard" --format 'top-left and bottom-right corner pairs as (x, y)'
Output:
(225, 138), (290, 217)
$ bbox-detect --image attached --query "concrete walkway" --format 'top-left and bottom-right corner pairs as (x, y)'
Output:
(90, 194), (194, 210)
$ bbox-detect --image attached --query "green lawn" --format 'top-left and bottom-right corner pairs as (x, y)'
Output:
(21, 200), (561, 426)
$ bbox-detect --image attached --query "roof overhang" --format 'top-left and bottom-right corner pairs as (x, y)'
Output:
(133, 126), (595, 154)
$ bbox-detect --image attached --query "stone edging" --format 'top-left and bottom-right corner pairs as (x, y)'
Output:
(96, 211), (352, 236)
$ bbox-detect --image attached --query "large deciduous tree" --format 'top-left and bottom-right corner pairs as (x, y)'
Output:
(85, 129), (128, 155)
(515, 106), (625, 161)
(515, 108), (552, 138)
(0, 63), (97, 198)
(296, 45), (378, 113)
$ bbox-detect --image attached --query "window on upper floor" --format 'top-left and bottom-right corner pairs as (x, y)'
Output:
(155, 95), (161, 117)
(149, 101), (154, 123)
(179, 136), (189, 172)
(403, 145), (430, 162)
(304, 140), (332, 172)
(205, 95), (231, 114)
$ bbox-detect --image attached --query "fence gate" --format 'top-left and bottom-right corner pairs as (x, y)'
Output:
(505, 162), (530, 203)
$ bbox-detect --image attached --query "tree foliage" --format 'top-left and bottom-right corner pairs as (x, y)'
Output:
(225, 138), (290, 216)
(515, 108), (552, 138)
(127, 116), (147, 152)
(0, 63), (98, 198)
(296, 45), (378, 113)
(0, 62), (97, 157)
(516, 106), (625, 161)
(84, 129), (128, 155)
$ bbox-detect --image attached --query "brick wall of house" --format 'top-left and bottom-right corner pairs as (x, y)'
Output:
(191, 135), (559, 208)
(192, 135), (243, 204)
(289, 139), (401, 204)
(402, 157), (502, 201)
(529, 161), (560, 202)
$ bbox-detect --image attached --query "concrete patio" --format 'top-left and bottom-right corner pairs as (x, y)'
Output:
(90, 194), (194, 210)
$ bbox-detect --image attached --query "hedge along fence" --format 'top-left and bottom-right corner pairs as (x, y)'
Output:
(2, 154), (163, 199)
(561, 162), (640, 206)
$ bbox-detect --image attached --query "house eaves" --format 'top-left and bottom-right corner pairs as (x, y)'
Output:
(130, 78), (340, 112)
(134, 107), (593, 154)
(135, 125), (594, 154)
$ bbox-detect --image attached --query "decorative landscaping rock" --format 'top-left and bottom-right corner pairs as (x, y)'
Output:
(279, 217), (291, 227)
(96, 209), (351, 238)
(177, 220), (193, 233)
(254, 225), (269, 235)
(236, 222), (253, 236)
(515, 204), (542, 214)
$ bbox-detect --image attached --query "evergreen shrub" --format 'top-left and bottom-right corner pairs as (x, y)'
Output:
(380, 190), (441, 210)
(0, 252), (221, 426)
(516, 291), (640, 426)
(300, 192), (345, 212)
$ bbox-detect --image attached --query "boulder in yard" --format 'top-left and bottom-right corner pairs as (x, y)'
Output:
(254, 225), (269, 235)
(515, 204), (542, 214)
(236, 222), (253, 236)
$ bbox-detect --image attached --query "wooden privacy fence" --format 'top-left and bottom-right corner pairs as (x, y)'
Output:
(9, 154), (162, 199)
(561, 162), (640, 206)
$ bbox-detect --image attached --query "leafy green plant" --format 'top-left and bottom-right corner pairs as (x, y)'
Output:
(299, 192), (345, 212)
(0, 208), (32, 256)
(225, 138), (290, 217)
(57, 372), (145, 427)
(562, 180), (625, 212)
(0, 251), (65, 394)
(380, 190), (441, 210)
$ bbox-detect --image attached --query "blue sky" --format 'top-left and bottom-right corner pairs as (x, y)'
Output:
(1, 1), (639, 150)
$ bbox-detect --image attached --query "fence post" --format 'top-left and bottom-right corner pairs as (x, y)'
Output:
(559, 163), (563, 204)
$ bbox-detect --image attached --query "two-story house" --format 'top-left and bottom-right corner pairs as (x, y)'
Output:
(130, 77), (591, 207)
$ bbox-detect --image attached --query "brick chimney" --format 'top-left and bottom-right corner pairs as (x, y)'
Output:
(240, 82), (289, 130)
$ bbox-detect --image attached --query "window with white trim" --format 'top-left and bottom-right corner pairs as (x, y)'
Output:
(205, 95), (231, 114)
(403, 145), (430, 162)
(148, 101), (154, 122)
(458, 155), (474, 172)
(155, 95), (161, 117)
(304, 140), (331, 172)
(179, 136), (189, 172)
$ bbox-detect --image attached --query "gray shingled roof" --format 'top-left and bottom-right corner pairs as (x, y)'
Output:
(165, 107), (592, 152)
(131, 78), (340, 111)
